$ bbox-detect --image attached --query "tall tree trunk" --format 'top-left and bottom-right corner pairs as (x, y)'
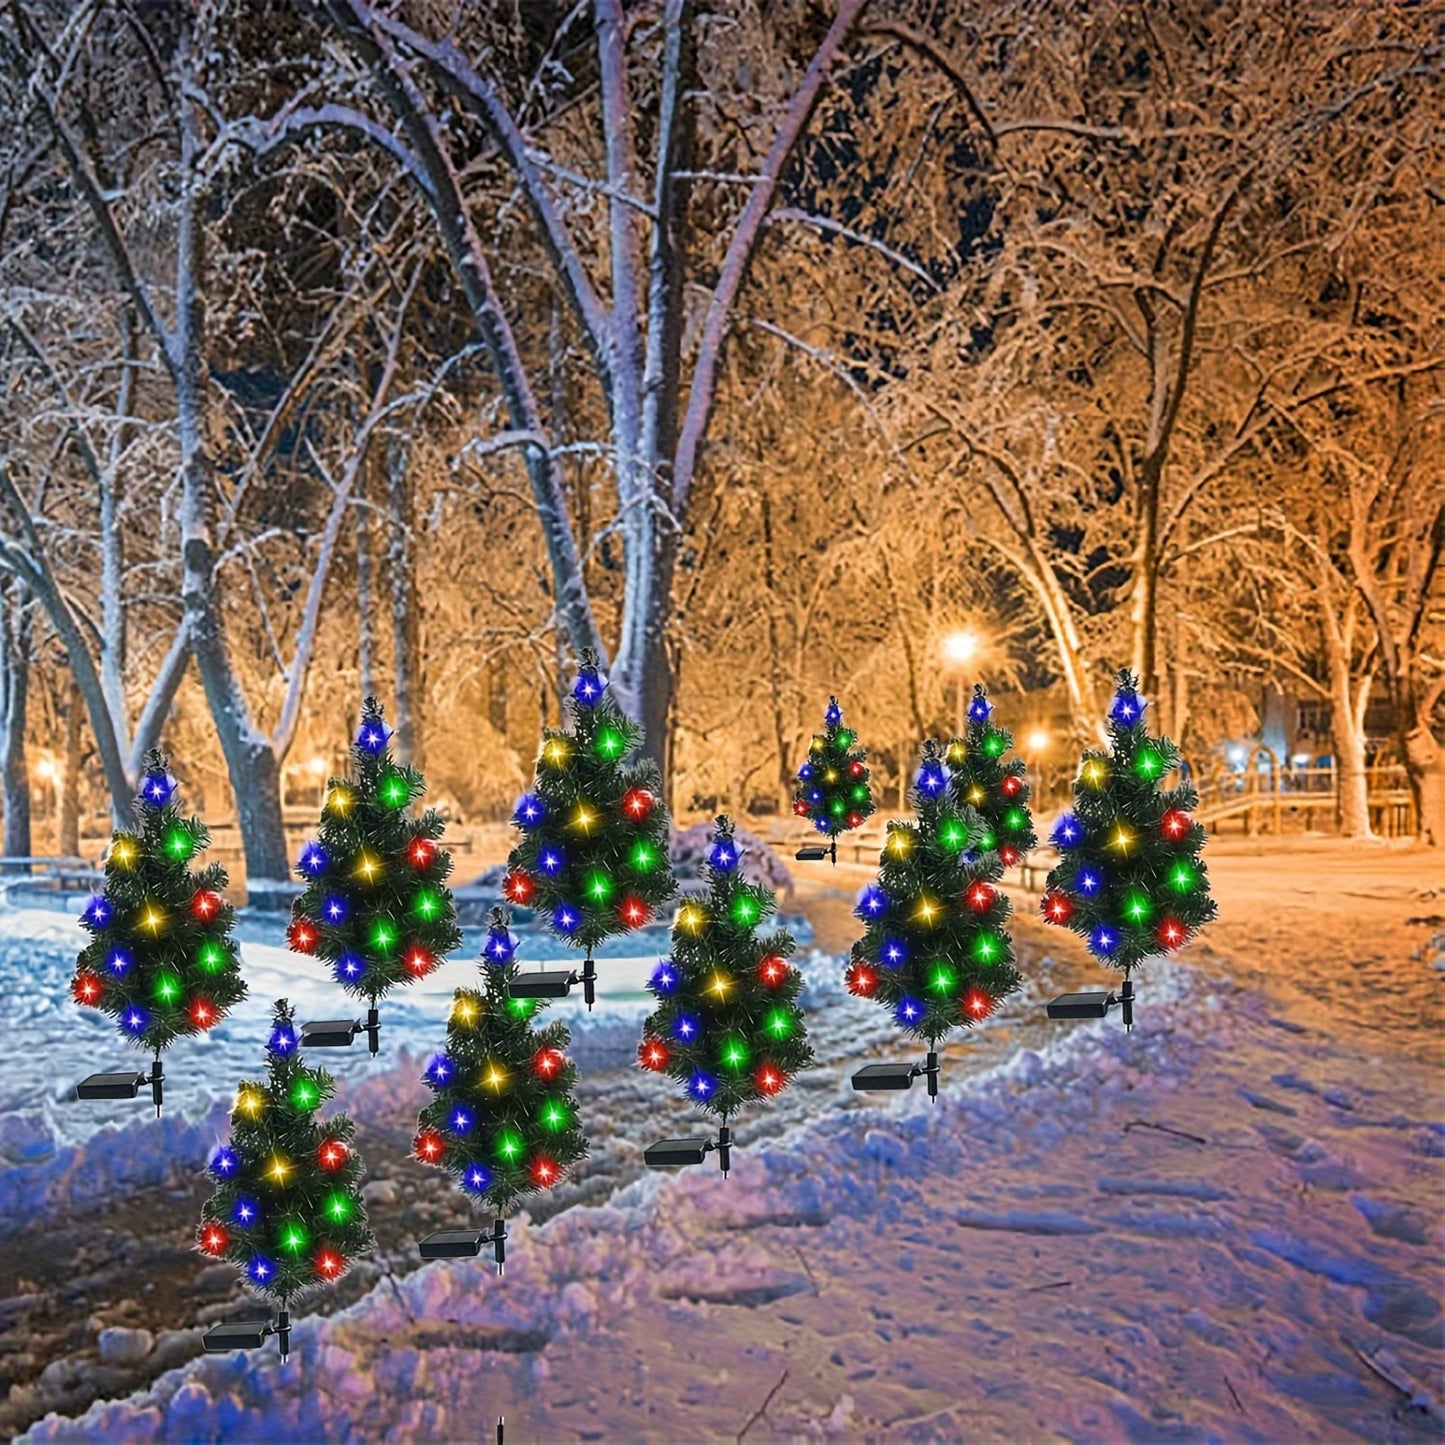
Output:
(58, 678), (82, 857)
(1401, 702), (1444, 846)
(174, 75), (289, 886)
(386, 436), (422, 769)
(1, 599), (32, 862)
(356, 475), (376, 701)
(1331, 685), (1372, 839)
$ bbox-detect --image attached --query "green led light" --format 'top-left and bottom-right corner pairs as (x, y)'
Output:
(628, 839), (657, 873)
(162, 826), (194, 861)
(290, 1075), (320, 1111)
(1005, 807), (1026, 830)
(279, 1220), (309, 1256)
(983, 735), (1006, 758)
(851, 784), (869, 803)
(830, 798), (847, 816)
(978, 830), (997, 851)
(323, 1190), (353, 1224)
(730, 893), (761, 927)
(720, 1036), (750, 1072)
(153, 973), (181, 1004)
(495, 1129), (524, 1163)
(1123, 889), (1152, 923)
(939, 817), (967, 853)
(971, 932), (1000, 964)
(928, 963), (956, 996)
(539, 1099), (570, 1133)
(584, 869), (614, 904)
(197, 941), (227, 973)
(836, 729), (854, 748)
(369, 919), (397, 954)
(764, 1008), (792, 1040)
(506, 995), (537, 1019)
(1168, 862), (1198, 893)
(379, 773), (410, 808)
(1135, 748), (1164, 780)
(596, 727), (626, 760)
(413, 889), (443, 922)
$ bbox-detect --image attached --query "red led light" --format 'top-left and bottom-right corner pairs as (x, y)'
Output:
(315, 1248), (345, 1280)
(1042, 891), (1074, 925)
(845, 961), (878, 997)
(407, 836), (438, 869)
(792, 798), (810, 817)
(618, 896), (650, 929)
(638, 1037), (671, 1071)
(621, 788), (655, 822)
(188, 998), (218, 1030)
(286, 917), (319, 954)
(190, 889), (223, 922)
(1160, 809), (1192, 842)
(533, 1046), (565, 1079)
(755, 1064), (785, 1097)
(198, 1222), (230, 1256)
(1157, 917), (1187, 949)
(965, 881), (996, 913)
(318, 1138), (348, 1172)
(530, 1155), (559, 1187)
(1001, 775), (1023, 798)
(404, 946), (435, 978)
(503, 870), (537, 905)
(999, 845), (1021, 867)
(847, 811), (863, 827)
(963, 988), (994, 1020)
(849, 761), (866, 779)
(72, 970), (103, 1005)
(757, 954), (789, 989)
(414, 1128), (446, 1164)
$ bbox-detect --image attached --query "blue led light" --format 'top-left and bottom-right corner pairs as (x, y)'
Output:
(552, 903), (581, 936)
(484, 926), (516, 964)
(1089, 925), (1118, 956)
(140, 771), (174, 806)
(572, 669), (607, 706)
(81, 895), (113, 929)
(916, 763), (947, 796)
(512, 793), (547, 829)
(297, 841), (329, 878)
(121, 1003), (149, 1036)
(461, 1162), (493, 1195)
(649, 959), (680, 996)
(687, 1070), (716, 1102)
(424, 1054), (455, 1088)
(1052, 815), (1083, 849)
(967, 694), (992, 724)
(1076, 868), (1103, 898)
(708, 840), (738, 873)
(356, 720), (391, 755)
(321, 894), (350, 925)
(448, 1105), (475, 1135)
(210, 1146), (239, 1180)
(335, 952), (367, 984)
(895, 995), (924, 1026)
(537, 847), (567, 877)
(880, 936), (909, 968)
(247, 1254), (276, 1286)
(855, 885), (890, 920)
(267, 1024), (298, 1057)
(231, 1195), (261, 1228)
(672, 1012), (701, 1043)
(106, 946), (133, 976)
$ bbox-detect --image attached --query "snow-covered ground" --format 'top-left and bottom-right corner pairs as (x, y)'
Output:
(5, 838), (1442, 1441)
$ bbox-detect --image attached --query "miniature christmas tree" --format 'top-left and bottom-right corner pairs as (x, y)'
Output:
(944, 684), (1038, 865)
(413, 909), (587, 1268)
(638, 816), (812, 1174)
(792, 696), (875, 863)
(847, 739), (1021, 1097)
(1041, 669), (1216, 1028)
(288, 697), (461, 1054)
(70, 750), (246, 1114)
(197, 999), (372, 1360)
(504, 649), (675, 1007)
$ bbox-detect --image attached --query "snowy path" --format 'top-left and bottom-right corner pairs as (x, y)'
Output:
(18, 965), (1443, 1443)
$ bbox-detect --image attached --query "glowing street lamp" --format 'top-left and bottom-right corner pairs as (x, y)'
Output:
(1024, 727), (1050, 809)
(942, 631), (982, 735)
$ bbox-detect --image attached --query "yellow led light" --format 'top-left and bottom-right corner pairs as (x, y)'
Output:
(913, 894), (941, 926)
(354, 851), (382, 882)
(885, 830), (912, 858)
(266, 1154), (292, 1184)
(572, 804), (597, 834)
(325, 786), (354, 815)
(967, 785), (985, 805)
(1081, 759), (1108, 788)
(706, 970), (733, 1000)
(138, 903), (166, 936)
(237, 1088), (264, 1117)
(810, 735), (825, 753)
(109, 836), (139, 868)
(946, 741), (966, 764)
(542, 737), (570, 766)
(482, 1062), (508, 1093)
(824, 769), (838, 784)
(450, 997), (479, 1026)
(1108, 824), (1135, 854)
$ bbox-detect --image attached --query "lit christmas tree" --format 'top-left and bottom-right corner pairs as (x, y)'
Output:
(197, 999), (372, 1361)
(288, 697), (461, 1055)
(503, 649), (675, 1008)
(945, 684), (1038, 866)
(791, 696), (875, 864)
(413, 909), (588, 1269)
(1042, 669), (1216, 1029)
(847, 739), (1021, 1098)
(70, 750), (246, 1115)
(639, 816), (813, 1175)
